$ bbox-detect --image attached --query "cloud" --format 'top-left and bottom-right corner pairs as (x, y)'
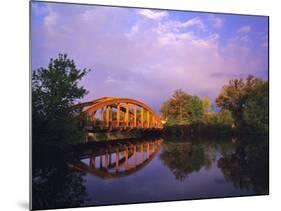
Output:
(179, 17), (205, 30)
(138, 9), (168, 20)
(209, 15), (224, 29)
(150, 17), (205, 36)
(229, 25), (253, 44)
(237, 25), (251, 34)
(32, 4), (268, 111)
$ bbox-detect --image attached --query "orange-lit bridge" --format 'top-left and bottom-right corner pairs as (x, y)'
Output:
(76, 97), (163, 132)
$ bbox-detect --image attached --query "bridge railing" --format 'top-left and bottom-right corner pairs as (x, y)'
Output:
(86, 120), (161, 130)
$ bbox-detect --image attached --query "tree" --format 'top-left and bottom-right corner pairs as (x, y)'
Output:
(243, 81), (268, 132)
(160, 89), (204, 125)
(216, 75), (266, 127)
(183, 95), (204, 124)
(202, 97), (213, 123)
(32, 53), (91, 142)
(202, 97), (212, 113)
(209, 109), (234, 127)
(160, 89), (187, 125)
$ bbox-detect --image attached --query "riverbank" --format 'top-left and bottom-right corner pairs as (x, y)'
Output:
(87, 129), (163, 142)
(163, 124), (268, 138)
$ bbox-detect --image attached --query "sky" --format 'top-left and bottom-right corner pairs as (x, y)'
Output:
(31, 1), (268, 112)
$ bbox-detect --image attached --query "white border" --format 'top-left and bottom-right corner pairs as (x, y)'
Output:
(1, 0), (280, 211)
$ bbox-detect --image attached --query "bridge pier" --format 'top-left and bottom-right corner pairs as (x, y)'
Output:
(125, 104), (129, 128)
(134, 105), (137, 127)
(117, 104), (120, 127)
(147, 111), (150, 128)
(105, 107), (109, 128)
(141, 107), (144, 128)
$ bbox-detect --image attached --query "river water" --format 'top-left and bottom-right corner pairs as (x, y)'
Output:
(32, 135), (268, 210)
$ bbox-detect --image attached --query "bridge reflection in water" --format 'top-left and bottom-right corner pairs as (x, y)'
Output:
(68, 138), (163, 178)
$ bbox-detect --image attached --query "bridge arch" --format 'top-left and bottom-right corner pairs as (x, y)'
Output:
(77, 97), (163, 130)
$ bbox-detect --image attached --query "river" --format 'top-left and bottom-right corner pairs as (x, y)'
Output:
(32, 135), (268, 210)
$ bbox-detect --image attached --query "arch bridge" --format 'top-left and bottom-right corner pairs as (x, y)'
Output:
(77, 97), (163, 132)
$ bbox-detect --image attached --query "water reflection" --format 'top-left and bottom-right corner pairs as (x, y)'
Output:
(32, 151), (88, 210)
(32, 136), (268, 209)
(160, 141), (206, 181)
(217, 137), (269, 194)
(68, 139), (163, 178)
(159, 136), (268, 195)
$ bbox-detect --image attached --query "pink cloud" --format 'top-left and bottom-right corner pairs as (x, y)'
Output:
(138, 9), (168, 20)
(237, 25), (251, 34)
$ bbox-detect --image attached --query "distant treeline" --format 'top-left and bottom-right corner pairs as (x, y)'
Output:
(161, 75), (268, 136)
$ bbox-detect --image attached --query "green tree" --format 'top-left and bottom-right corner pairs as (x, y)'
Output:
(184, 95), (204, 124)
(243, 81), (268, 132)
(32, 53), (91, 143)
(216, 75), (266, 127)
(160, 89), (204, 125)
(209, 109), (234, 127)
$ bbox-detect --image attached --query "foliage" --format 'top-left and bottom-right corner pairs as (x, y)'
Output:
(202, 97), (212, 113)
(202, 96), (213, 123)
(209, 109), (234, 127)
(161, 89), (204, 125)
(216, 75), (268, 132)
(243, 81), (269, 132)
(32, 53), (91, 143)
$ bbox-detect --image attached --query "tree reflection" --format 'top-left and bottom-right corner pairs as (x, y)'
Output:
(217, 137), (269, 194)
(32, 148), (88, 210)
(159, 141), (208, 181)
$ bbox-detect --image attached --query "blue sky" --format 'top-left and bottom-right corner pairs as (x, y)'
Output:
(31, 1), (268, 112)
